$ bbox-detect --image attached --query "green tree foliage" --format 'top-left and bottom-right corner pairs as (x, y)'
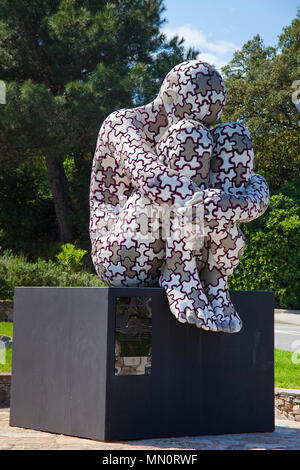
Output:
(221, 11), (300, 190)
(0, 0), (196, 244)
(0, 158), (59, 257)
(222, 12), (300, 308)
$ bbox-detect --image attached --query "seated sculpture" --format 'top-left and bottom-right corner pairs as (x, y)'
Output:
(89, 60), (269, 333)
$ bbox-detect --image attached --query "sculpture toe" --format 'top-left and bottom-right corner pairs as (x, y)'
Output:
(186, 309), (197, 324)
(221, 315), (243, 333)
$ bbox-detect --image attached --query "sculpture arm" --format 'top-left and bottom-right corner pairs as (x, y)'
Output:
(237, 174), (269, 223)
(103, 111), (198, 207)
(203, 174), (269, 224)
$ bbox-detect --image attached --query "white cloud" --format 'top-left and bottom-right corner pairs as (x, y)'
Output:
(196, 53), (228, 70)
(162, 24), (240, 70)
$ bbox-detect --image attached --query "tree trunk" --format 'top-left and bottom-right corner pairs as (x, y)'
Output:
(45, 155), (76, 243)
(73, 151), (85, 173)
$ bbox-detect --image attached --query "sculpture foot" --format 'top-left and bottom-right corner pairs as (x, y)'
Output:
(199, 266), (243, 334)
(159, 264), (221, 332)
(219, 312), (242, 333)
(211, 301), (243, 333)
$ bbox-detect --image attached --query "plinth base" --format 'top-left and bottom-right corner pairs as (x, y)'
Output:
(10, 287), (274, 441)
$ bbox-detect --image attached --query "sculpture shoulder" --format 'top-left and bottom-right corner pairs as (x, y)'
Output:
(102, 108), (143, 129)
(246, 173), (269, 194)
(99, 107), (148, 147)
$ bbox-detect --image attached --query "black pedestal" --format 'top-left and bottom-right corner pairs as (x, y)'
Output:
(10, 287), (274, 441)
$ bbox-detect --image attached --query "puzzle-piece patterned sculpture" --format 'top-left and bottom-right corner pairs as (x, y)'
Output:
(90, 60), (269, 333)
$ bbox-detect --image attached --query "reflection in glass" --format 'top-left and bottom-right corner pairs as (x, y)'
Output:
(115, 297), (152, 375)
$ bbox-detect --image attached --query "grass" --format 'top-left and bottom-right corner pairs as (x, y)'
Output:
(0, 322), (13, 338)
(274, 348), (300, 389)
(0, 348), (12, 373)
(0, 322), (13, 373)
(0, 322), (300, 388)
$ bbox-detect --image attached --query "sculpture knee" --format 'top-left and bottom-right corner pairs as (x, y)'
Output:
(92, 221), (165, 287)
(156, 119), (212, 187)
(210, 122), (254, 194)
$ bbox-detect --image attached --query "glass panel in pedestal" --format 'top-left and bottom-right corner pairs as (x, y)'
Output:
(115, 297), (152, 376)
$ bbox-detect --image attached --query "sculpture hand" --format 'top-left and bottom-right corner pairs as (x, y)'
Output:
(202, 175), (269, 225)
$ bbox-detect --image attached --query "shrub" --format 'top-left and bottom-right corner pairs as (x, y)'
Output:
(0, 246), (105, 300)
(56, 243), (87, 272)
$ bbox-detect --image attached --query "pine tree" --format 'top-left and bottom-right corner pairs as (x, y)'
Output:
(0, 0), (196, 243)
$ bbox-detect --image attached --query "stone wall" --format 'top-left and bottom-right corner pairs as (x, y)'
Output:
(0, 301), (13, 322)
(0, 374), (11, 407)
(275, 388), (300, 421)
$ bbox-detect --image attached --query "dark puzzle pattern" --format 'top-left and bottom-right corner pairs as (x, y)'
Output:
(90, 60), (269, 333)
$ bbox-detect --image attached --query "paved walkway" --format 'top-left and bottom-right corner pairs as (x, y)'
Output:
(275, 309), (300, 352)
(0, 408), (299, 450)
(275, 308), (300, 327)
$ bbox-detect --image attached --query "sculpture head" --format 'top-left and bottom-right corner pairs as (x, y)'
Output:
(159, 60), (226, 126)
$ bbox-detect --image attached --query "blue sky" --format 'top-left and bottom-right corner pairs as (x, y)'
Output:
(162, 0), (299, 69)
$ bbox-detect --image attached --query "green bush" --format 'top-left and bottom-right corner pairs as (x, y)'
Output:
(0, 245), (105, 300)
(229, 184), (300, 309)
(56, 243), (87, 272)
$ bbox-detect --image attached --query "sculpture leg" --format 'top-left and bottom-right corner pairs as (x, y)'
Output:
(197, 232), (245, 333)
(198, 122), (254, 332)
(91, 189), (165, 287)
(158, 218), (219, 331)
(156, 119), (220, 331)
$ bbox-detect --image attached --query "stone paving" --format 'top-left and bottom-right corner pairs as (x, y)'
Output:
(0, 408), (300, 450)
